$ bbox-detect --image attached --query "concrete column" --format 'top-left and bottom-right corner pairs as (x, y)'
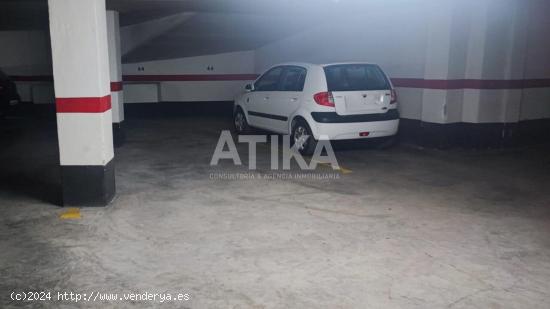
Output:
(107, 10), (125, 147)
(48, 0), (115, 206)
(462, 0), (490, 124)
(461, 0), (530, 145)
(421, 0), (453, 124)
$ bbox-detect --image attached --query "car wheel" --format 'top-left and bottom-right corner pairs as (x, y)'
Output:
(233, 108), (249, 134)
(291, 119), (317, 156)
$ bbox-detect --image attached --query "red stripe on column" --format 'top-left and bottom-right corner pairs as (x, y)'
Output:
(110, 81), (123, 92)
(56, 95), (111, 113)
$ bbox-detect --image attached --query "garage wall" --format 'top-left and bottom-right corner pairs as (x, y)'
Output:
(1, 0), (548, 146)
(0, 33), (257, 105)
(254, 0), (550, 125)
(255, 2), (430, 121)
(121, 50), (256, 103)
(0, 30), (54, 103)
(520, 0), (550, 121)
(459, 0), (524, 124)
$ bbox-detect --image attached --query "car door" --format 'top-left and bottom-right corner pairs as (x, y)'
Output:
(245, 66), (284, 130)
(263, 66), (307, 133)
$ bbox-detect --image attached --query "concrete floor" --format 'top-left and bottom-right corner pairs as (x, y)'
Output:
(1, 116), (550, 308)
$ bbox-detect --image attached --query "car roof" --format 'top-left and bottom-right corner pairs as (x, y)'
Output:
(269, 62), (318, 69)
(321, 62), (377, 67)
(268, 62), (379, 70)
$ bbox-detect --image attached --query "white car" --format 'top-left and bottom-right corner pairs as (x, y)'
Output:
(233, 62), (399, 154)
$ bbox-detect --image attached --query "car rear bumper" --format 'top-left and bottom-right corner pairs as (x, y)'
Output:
(311, 109), (399, 123)
(310, 110), (400, 140)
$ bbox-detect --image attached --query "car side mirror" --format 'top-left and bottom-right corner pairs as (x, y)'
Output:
(245, 83), (254, 92)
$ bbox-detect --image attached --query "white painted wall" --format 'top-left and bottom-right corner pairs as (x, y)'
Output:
(122, 50), (256, 103)
(254, 0), (550, 124)
(123, 84), (159, 104)
(0, 0), (548, 125)
(470, 0), (528, 124)
(120, 12), (195, 57)
(254, 2), (430, 121)
(520, 0), (550, 121)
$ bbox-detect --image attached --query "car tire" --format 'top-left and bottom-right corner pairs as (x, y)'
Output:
(291, 119), (317, 156)
(233, 107), (250, 134)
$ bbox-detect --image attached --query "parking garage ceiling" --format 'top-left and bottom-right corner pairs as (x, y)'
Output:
(0, 0), (346, 61)
(1, 0), (406, 61)
(122, 12), (322, 62)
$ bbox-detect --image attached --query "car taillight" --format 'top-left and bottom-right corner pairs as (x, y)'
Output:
(314, 92), (335, 107)
(390, 89), (397, 104)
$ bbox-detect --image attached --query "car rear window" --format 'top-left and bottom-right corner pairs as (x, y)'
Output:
(324, 64), (390, 91)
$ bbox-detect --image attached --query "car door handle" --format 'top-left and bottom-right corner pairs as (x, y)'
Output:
(290, 98), (298, 102)
(263, 96), (269, 100)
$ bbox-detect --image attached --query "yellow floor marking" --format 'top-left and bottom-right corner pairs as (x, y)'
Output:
(315, 161), (353, 174)
(256, 142), (353, 174)
(60, 207), (81, 220)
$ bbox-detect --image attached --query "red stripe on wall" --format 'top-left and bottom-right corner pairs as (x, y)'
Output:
(390, 78), (550, 89)
(56, 95), (111, 113)
(9, 75), (550, 89)
(110, 81), (123, 92)
(122, 74), (260, 82)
